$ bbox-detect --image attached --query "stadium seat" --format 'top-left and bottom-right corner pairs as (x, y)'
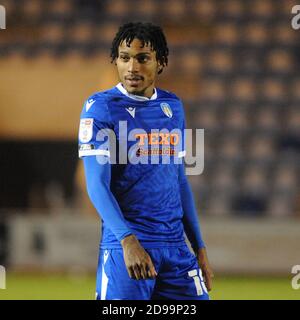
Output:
(193, 0), (216, 22)
(40, 23), (66, 44)
(199, 79), (227, 103)
(47, 0), (73, 16)
(248, 0), (274, 20)
(247, 134), (275, 162)
(223, 106), (250, 131)
(214, 23), (240, 46)
(105, 0), (129, 17)
(266, 50), (294, 74)
(241, 22), (269, 47)
(180, 50), (203, 75)
(230, 77), (257, 103)
(68, 22), (94, 44)
(260, 78), (287, 103)
(274, 23), (297, 46)
(22, 0), (44, 22)
(207, 50), (234, 75)
(135, 0), (157, 18)
(254, 107), (280, 132)
(221, 0), (245, 21)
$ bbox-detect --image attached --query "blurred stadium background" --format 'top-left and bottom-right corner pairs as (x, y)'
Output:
(0, 0), (300, 299)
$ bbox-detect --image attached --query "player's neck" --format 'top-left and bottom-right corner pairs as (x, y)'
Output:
(142, 86), (155, 99)
(116, 83), (157, 101)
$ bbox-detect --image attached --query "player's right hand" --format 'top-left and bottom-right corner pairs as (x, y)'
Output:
(121, 234), (157, 280)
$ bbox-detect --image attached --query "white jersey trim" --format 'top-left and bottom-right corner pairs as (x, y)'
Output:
(79, 149), (110, 158)
(100, 250), (110, 300)
(116, 83), (157, 101)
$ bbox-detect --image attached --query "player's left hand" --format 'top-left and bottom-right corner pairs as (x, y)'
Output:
(196, 247), (214, 292)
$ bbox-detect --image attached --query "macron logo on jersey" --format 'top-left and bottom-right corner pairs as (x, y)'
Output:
(126, 107), (136, 118)
(86, 99), (96, 112)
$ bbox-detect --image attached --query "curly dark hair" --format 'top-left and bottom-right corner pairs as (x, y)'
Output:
(110, 22), (169, 74)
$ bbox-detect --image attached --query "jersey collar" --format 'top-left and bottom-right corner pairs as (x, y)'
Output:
(116, 83), (157, 101)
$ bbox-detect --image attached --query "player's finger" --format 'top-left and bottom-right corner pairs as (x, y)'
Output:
(204, 272), (212, 291)
(133, 265), (141, 280)
(128, 267), (136, 280)
(140, 263), (148, 280)
(147, 270), (156, 279)
(147, 263), (157, 279)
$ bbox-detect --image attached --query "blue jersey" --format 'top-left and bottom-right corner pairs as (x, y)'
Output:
(79, 83), (187, 249)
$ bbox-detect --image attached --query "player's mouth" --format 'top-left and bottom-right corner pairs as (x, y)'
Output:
(125, 76), (143, 87)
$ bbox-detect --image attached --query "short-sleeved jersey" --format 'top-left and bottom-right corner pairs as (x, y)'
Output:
(79, 83), (187, 249)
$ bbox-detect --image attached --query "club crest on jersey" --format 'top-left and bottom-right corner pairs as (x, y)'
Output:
(160, 103), (173, 118)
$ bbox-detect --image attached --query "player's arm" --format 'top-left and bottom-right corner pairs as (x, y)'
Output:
(83, 156), (157, 280)
(179, 163), (214, 291)
(79, 99), (132, 241)
(79, 97), (156, 280)
(83, 156), (133, 241)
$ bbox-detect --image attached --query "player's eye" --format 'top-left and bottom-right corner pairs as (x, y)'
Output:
(120, 55), (130, 62)
(137, 55), (149, 63)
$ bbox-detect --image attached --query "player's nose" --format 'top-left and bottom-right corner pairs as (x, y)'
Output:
(127, 58), (139, 73)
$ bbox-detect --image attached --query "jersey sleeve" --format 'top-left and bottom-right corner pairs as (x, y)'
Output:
(78, 95), (113, 158)
(83, 156), (133, 242)
(179, 163), (205, 251)
(178, 100), (205, 251)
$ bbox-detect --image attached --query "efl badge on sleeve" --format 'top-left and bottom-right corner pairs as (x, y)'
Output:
(79, 118), (93, 143)
(160, 102), (173, 118)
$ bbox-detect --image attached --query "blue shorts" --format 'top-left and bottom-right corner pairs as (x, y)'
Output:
(95, 245), (210, 300)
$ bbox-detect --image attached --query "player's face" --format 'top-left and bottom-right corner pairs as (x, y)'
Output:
(116, 38), (162, 98)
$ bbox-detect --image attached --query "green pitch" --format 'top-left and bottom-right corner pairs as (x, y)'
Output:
(210, 276), (299, 300)
(0, 273), (299, 300)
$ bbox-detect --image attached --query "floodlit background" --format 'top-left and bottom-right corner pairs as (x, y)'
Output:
(0, 0), (300, 300)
